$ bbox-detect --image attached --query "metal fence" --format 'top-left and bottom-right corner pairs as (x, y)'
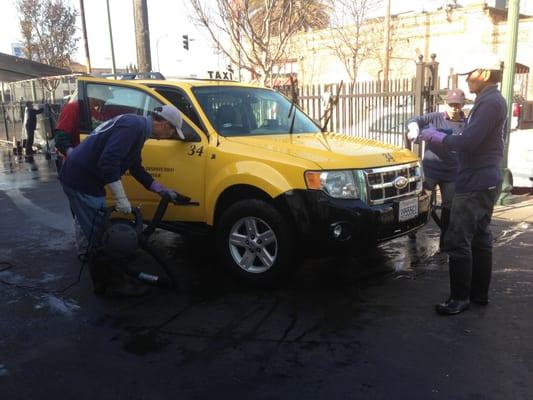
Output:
(297, 79), (419, 148)
(277, 57), (443, 154)
(0, 102), (61, 147)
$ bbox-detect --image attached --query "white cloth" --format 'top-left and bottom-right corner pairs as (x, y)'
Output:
(107, 180), (131, 213)
(407, 122), (420, 141)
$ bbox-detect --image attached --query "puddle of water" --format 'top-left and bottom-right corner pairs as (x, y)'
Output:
(380, 231), (442, 275)
(0, 364), (9, 377)
(495, 222), (531, 247)
(34, 294), (80, 316)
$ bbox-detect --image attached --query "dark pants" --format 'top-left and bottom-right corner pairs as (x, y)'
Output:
(423, 176), (455, 209)
(424, 176), (455, 246)
(443, 187), (500, 300)
(25, 127), (35, 156)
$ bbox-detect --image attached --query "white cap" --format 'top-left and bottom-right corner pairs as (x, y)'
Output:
(455, 52), (503, 75)
(153, 105), (184, 139)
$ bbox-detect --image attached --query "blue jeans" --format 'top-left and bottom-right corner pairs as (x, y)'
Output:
(61, 184), (105, 250)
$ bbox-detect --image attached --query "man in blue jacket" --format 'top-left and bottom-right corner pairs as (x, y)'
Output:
(24, 101), (44, 162)
(60, 105), (184, 297)
(420, 55), (506, 315)
(407, 88), (467, 248)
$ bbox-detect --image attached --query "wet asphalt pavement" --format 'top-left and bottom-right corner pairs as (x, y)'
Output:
(0, 149), (532, 400)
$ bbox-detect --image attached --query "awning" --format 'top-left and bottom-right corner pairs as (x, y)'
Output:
(0, 52), (70, 82)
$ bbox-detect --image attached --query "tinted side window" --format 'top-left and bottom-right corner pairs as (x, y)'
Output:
(86, 83), (163, 123)
(152, 87), (203, 131)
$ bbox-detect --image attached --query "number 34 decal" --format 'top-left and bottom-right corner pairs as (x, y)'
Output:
(187, 145), (204, 156)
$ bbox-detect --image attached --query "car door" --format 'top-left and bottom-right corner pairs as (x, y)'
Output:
(77, 77), (208, 222)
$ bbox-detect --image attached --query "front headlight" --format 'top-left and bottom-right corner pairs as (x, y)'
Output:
(305, 170), (360, 199)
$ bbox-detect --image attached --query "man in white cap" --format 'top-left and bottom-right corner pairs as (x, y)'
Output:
(59, 105), (187, 297)
(407, 88), (467, 248)
(419, 53), (507, 315)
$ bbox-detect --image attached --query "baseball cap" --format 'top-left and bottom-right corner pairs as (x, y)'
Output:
(153, 105), (184, 139)
(455, 52), (503, 75)
(445, 88), (465, 105)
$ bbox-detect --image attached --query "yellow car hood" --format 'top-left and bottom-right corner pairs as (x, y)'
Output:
(226, 132), (417, 169)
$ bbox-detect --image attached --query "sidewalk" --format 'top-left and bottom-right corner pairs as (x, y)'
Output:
(492, 194), (533, 223)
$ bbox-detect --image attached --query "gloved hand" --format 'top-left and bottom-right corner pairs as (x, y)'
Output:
(407, 122), (420, 141)
(107, 180), (131, 213)
(150, 180), (176, 199)
(65, 147), (74, 157)
(172, 192), (191, 204)
(150, 181), (191, 203)
(420, 127), (447, 144)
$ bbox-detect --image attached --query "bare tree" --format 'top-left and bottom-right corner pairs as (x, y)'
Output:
(16, 0), (79, 68)
(328, 0), (383, 87)
(187, 0), (329, 87)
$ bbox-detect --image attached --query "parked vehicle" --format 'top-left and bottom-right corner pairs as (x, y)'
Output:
(349, 107), (411, 147)
(76, 77), (430, 284)
(508, 128), (533, 188)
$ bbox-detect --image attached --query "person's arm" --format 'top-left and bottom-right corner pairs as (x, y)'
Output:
(443, 101), (500, 152)
(406, 112), (441, 140)
(129, 156), (154, 189)
(406, 112), (442, 129)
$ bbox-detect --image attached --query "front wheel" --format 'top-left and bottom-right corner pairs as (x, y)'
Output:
(216, 199), (294, 285)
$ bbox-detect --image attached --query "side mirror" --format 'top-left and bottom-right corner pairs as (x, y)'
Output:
(177, 124), (201, 142)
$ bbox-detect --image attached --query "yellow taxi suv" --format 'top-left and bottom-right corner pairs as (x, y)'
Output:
(76, 76), (430, 284)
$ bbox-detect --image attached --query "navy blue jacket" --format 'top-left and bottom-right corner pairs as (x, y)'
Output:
(407, 112), (465, 181)
(443, 85), (506, 193)
(25, 106), (44, 131)
(59, 114), (154, 197)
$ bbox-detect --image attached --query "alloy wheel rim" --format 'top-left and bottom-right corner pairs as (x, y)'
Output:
(228, 216), (278, 274)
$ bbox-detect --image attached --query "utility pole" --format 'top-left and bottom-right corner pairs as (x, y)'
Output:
(383, 0), (391, 93)
(133, 0), (152, 72)
(79, 0), (92, 73)
(106, 0), (117, 79)
(499, 0), (520, 205)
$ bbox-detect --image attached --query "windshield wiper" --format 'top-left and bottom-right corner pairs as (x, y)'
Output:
(321, 81), (343, 132)
(287, 76), (298, 134)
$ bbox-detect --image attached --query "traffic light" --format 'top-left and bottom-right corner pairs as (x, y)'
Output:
(182, 34), (189, 51)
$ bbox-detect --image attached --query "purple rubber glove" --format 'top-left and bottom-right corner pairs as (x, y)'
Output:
(149, 180), (177, 200)
(420, 127), (447, 144)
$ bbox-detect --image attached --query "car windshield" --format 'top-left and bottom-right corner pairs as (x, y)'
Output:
(192, 86), (321, 136)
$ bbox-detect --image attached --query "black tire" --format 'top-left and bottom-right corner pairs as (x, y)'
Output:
(216, 199), (294, 285)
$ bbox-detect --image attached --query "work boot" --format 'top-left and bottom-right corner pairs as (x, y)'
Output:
(439, 207), (451, 250)
(435, 298), (470, 315)
(470, 248), (492, 305)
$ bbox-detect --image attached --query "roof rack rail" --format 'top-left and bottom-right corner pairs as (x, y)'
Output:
(165, 76), (239, 82)
(97, 72), (165, 80)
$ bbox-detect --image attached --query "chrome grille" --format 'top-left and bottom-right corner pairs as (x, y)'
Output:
(364, 162), (423, 205)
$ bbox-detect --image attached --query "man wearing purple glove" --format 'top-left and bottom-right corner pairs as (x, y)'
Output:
(418, 55), (507, 315)
(406, 89), (466, 248)
(59, 105), (184, 297)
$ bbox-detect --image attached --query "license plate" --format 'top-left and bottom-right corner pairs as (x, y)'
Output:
(398, 197), (418, 222)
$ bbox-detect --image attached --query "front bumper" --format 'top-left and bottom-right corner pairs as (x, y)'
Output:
(276, 189), (431, 254)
